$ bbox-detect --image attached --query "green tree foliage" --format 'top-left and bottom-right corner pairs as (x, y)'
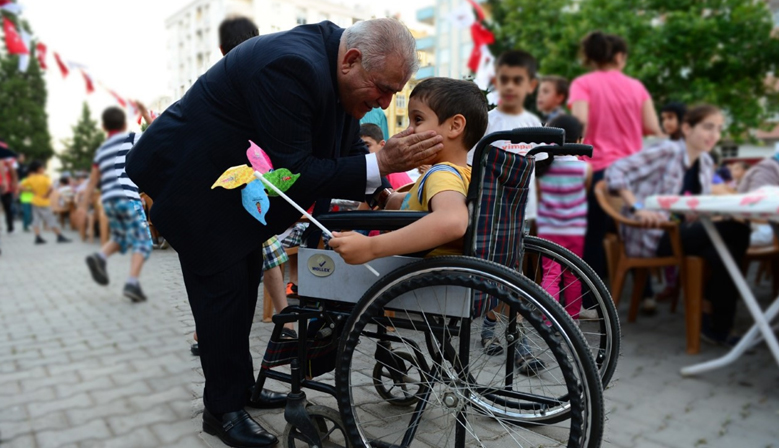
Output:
(0, 14), (54, 159)
(58, 102), (104, 173)
(486, 0), (779, 138)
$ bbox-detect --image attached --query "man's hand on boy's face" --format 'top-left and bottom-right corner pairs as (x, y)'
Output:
(376, 127), (443, 177)
(329, 231), (376, 265)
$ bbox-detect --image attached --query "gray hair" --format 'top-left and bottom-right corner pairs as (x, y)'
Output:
(344, 18), (419, 77)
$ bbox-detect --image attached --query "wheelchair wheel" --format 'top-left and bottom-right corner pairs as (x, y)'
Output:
(523, 235), (621, 388)
(372, 350), (423, 406)
(336, 256), (603, 448)
(282, 405), (351, 448)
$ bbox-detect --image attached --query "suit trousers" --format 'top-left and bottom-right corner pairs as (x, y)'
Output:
(180, 245), (264, 415)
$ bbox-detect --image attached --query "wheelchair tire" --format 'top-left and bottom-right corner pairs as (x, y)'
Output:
(523, 235), (621, 388)
(372, 350), (423, 407)
(282, 405), (351, 448)
(336, 256), (603, 448)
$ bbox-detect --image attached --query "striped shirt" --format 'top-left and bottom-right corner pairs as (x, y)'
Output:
(537, 156), (588, 236)
(93, 132), (142, 203)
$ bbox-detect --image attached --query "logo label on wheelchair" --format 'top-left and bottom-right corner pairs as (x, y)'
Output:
(308, 254), (335, 277)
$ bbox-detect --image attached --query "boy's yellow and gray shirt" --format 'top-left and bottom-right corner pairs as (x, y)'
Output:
(400, 162), (471, 257)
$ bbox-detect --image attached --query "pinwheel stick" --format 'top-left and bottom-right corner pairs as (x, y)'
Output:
(253, 171), (380, 277)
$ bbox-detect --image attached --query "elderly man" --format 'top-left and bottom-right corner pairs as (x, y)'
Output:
(126, 18), (441, 447)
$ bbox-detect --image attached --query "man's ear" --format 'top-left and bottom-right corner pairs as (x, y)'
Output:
(447, 114), (466, 139)
(340, 48), (362, 74)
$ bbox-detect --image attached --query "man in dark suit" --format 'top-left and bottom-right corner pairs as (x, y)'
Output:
(126, 18), (441, 447)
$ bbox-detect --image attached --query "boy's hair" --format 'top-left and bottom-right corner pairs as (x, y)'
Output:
(547, 114), (583, 144)
(495, 50), (538, 79)
(410, 78), (488, 150)
(102, 107), (126, 131)
(219, 16), (259, 54)
(359, 123), (384, 143)
(661, 101), (687, 123)
(29, 160), (43, 172)
(539, 75), (569, 104)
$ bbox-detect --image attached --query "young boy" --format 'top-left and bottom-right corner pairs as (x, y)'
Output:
(536, 75), (569, 123)
(360, 123), (412, 189)
(78, 107), (152, 302)
(20, 161), (71, 244)
(330, 77), (487, 263)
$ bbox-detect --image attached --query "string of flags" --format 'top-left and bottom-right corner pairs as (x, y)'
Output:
(0, 0), (156, 123)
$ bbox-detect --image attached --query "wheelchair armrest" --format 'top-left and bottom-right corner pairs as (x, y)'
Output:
(317, 211), (429, 231)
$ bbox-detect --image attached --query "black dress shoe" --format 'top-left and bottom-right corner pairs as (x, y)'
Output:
(190, 343), (200, 356)
(203, 408), (278, 448)
(245, 388), (287, 409)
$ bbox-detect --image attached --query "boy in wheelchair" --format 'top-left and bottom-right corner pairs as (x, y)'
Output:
(330, 78), (546, 376)
(329, 77), (486, 262)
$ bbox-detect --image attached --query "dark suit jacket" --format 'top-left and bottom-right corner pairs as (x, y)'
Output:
(126, 22), (373, 275)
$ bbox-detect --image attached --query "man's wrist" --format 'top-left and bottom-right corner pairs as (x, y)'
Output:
(376, 188), (394, 209)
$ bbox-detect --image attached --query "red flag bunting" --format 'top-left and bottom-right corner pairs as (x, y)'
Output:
(109, 90), (127, 107)
(467, 24), (495, 73)
(466, 0), (486, 22)
(35, 42), (47, 69)
(53, 52), (69, 77)
(0, 1), (12, 7)
(81, 70), (94, 94)
(3, 16), (28, 55)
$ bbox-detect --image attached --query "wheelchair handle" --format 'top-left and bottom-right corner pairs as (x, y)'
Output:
(470, 127), (565, 172)
(527, 143), (593, 158)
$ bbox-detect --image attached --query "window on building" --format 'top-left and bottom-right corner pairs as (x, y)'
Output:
(439, 49), (450, 65)
(296, 8), (307, 25)
(461, 43), (473, 60)
(396, 94), (406, 110)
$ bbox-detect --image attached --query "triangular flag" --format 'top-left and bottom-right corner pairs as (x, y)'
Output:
(108, 90), (127, 107)
(0, 1), (12, 5)
(53, 52), (69, 77)
(81, 70), (95, 94)
(127, 99), (138, 117)
(18, 30), (30, 72)
(35, 43), (47, 69)
(3, 16), (28, 55)
(0, 3), (23, 15)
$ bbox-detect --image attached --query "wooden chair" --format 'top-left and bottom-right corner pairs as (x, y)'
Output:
(743, 234), (779, 297)
(396, 182), (415, 193)
(595, 180), (704, 354)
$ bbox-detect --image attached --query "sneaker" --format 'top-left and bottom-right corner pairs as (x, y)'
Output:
(515, 336), (546, 376)
(34, 235), (46, 244)
(56, 234), (71, 243)
(481, 337), (504, 356)
(701, 316), (740, 347)
(286, 282), (298, 298)
(123, 283), (147, 302)
(86, 253), (109, 285)
(578, 308), (599, 321)
(640, 298), (658, 315)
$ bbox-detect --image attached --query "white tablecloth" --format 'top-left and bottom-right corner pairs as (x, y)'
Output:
(645, 186), (779, 220)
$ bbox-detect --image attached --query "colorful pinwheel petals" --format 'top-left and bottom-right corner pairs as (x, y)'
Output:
(211, 164), (255, 189)
(262, 168), (300, 197)
(241, 179), (270, 225)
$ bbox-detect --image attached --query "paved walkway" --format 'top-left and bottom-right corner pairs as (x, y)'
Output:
(1, 227), (778, 447)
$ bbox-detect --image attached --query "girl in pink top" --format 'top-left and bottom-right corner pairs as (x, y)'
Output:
(568, 31), (663, 281)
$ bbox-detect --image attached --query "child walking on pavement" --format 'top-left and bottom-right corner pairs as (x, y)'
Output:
(19, 161), (71, 245)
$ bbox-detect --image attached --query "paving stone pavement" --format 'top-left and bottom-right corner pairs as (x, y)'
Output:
(1, 226), (778, 447)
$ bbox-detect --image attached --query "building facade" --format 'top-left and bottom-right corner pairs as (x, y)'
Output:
(165, 0), (368, 101)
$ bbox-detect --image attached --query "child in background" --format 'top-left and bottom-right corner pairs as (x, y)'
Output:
(536, 75), (569, 123)
(537, 114), (591, 320)
(660, 102), (687, 141)
(20, 161), (71, 244)
(360, 123), (412, 189)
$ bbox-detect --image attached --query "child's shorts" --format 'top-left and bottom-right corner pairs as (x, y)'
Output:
(102, 198), (153, 260)
(32, 205), (58, 229)
(262, 236), (288, 272)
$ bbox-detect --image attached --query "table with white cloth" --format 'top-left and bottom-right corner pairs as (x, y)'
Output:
(645, 186), (779, 376)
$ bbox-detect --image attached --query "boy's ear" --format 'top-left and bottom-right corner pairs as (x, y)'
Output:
(380, 140), (386, 147)
(447, 114), (467, 139)
(529, 78), (539, 92)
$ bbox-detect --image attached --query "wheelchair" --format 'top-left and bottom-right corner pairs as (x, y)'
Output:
(254, 127), (616, 447)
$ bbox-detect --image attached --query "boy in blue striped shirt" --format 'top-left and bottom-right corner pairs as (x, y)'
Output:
(77, 106), (153, 302)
